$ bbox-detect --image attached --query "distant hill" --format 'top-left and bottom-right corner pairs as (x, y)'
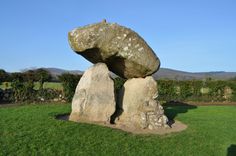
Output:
(153, 68), (236, 80)
(41, 68), (83, 78)
(24, 67), (236, 81)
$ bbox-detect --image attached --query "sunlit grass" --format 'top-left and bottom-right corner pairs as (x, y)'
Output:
(1, 104), (236, 155)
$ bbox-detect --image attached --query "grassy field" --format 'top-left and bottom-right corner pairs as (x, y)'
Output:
(0, 104), (236, 156)
(0, 82), (63, 90)
(35, 82), (63, 90)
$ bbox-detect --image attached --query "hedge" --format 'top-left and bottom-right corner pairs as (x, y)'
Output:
(112, 78), (236, 102)
(157, 80), (236, 102)
(2, 78), (236, 103)
(0, 80), (64, 103)
(58, 73), (82, 102)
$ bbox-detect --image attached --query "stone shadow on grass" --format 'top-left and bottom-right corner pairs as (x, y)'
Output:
(163, 101), (197, 124)
(227, 144), (236, 156)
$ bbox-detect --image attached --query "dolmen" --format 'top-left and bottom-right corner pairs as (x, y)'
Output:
(68, 20), (169, 130)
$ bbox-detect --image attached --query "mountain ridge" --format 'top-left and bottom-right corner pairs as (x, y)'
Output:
(153, 68), (236, 80)
(38, 67), (236, 80)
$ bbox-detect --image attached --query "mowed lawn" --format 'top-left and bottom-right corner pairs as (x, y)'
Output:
(0, 104), (236, 156)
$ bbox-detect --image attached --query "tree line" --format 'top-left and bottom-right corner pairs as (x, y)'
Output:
(0, 69), (82, 102)
(113, 77), (236, 102)
(0, 69), (52, 89)
(1, 68), (236, 103)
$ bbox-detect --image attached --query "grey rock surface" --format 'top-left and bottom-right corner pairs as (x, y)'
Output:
(115, 76), (169, 129)
(69, 63), (116, 122)
(68, 20), (160, 79)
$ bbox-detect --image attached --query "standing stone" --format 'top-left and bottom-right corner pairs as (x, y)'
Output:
(116, 76), (169, 129)
(68, 20), (160, 79)
(69, 63), (116, 122)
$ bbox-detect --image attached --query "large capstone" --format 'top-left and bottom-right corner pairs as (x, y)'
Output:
(68, 20), (160, 79)
(114, 76), (169, 129)
(69, 63), (116, 122)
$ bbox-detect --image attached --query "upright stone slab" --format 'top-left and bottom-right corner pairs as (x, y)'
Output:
(116, 76), (169, 129)
(69, 63), (116, 122)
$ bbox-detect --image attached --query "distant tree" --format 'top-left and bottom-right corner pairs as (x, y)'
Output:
(0, 69), (10, 83)
(35, 69), (52, 90)
(23, 70), (37, 82)
(58, 73), (82, 102)
(10, 72), (24, 82)
(206, 77), (213, 81)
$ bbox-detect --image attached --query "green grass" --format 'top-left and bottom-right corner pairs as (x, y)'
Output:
(35, 82), (63, 90)
(0, 104), (236, 155)
(0, 82), (10, 90)
(0, 82), (63, 90)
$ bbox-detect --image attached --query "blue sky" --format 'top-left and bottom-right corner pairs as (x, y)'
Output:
(0, 0), (236, 72)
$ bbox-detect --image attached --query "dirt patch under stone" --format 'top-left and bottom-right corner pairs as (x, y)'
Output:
(55, 114), (187, 135)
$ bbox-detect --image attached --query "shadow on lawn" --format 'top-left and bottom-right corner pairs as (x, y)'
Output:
(163, 101), (197, 121)
(227, 144), (236, 156)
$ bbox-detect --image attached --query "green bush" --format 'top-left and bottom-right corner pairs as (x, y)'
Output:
(157, 80), (236, 102)
(9, 80), (64, 103)
(207, 80), (225, 101)
(37, 88), (63, 102)
(35, 69), (52, 90)
(179, 81), (193, 100)
(11, 80), (36, 102)
(59, 73), (82, 102)
(158, 80), (178, 101)
(224, 81), (236, 101)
